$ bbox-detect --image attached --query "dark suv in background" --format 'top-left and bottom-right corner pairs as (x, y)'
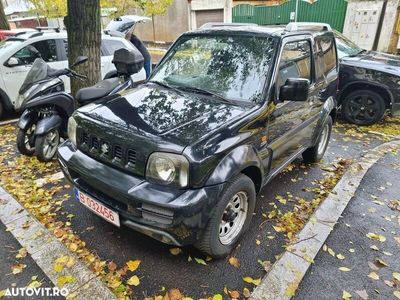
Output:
(58, 22), (338, 257)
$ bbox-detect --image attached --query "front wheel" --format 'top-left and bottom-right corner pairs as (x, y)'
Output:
(302, 116), (332, 163)
(17, 126), (36, 156)
(35, 128), (60, 162)
(195, 174), (256, 258)
(342, 90), (386, 125)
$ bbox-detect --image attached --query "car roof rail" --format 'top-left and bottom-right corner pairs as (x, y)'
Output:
(103, 30), (126, 38)
(28, 32), (44, 38)
(199, 22), (259, 29)
(35, 27), (61, 33)
(285, 22), (332, 32)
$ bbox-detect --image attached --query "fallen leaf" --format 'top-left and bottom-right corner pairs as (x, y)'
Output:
(0, 290), (6, 298)
(328, 248), (335, 257)
(108, 261), (117, 272)
(57, 275), (76, 287)
(11, 264), (26, 274)
(54, 263), (64, 273)
(126, 260), (141, 271)
(194, 258), (207, 266)
(127, 275), (140, 286)
(368, 262), (379, 271)
(376, 259), (388, 267)
(169, 248), (182, 256)
(366, 233), (386, 242)
(69, 243), (78, 252)
(384, 280), (395, 288)
(16, 248), (27, 259)
(228, 257), (240, 268)
(368, 272), (379, 280)
(337, 254), (345, 260)
(243, 288), (251, 298)
(343, 290), (352, 299)
(393, 272), (400, 282)
(370, 245), (379, 251)
(339, 267), (351, 272)
(256, 239), (261, 245)
(349, 249), (355, 253)
(285, 282), (298, 297)
(243, 276), (261, 285)
(212, 295), (222, 300)
(355, 290), (368, 300)
(394, 291), (400, 300)
(27, 280), (42, 289)
(229, 290), (240, 299)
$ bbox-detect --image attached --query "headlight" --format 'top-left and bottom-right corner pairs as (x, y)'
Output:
(67, 117), (77, 147)
(146, 152), (189, 188)
(15, 84), (39, 110)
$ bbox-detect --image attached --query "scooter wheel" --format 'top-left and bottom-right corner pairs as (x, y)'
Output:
(17, 127), (36, 156)
(35, 128), (60, 162)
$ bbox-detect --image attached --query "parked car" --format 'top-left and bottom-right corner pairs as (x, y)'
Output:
(0, 28), (146, 119)
(0, 28), (36, 41)
(334, 30), (400, 125)
(58, 22), (338, 257)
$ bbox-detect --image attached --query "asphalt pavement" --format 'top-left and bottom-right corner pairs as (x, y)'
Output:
(295, 151), (400, 300)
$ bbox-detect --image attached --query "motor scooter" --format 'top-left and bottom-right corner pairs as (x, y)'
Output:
(16, 48), (144, 162)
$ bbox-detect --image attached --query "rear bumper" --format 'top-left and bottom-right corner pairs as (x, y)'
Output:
(58, 140), (224, 246)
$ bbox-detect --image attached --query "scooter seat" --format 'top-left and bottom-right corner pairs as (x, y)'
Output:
(76, 78), (121, 104)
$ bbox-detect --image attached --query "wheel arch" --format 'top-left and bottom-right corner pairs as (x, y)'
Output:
(338, 81), (392, 109)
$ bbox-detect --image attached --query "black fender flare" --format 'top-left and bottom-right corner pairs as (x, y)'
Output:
(338, 80), (394, 106)
(24, 92), (75, 117)
(35, 115), (62, 136)
(0, 88), (13, 111)
(17, 110), (38, 130)
(205, 145), (263, 186)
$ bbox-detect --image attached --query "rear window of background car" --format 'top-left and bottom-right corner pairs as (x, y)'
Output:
(315, 35), (337, 80)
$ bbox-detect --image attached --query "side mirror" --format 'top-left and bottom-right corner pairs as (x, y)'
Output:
(279, 78), (310, 102)
(6, 57), (19, 67)
(71, 56), (88, 68)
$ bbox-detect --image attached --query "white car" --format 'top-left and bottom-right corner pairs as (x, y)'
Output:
(0, 29), (146, 119)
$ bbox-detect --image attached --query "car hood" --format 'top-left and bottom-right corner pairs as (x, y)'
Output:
(78, 83), (250, 149)
(341, 51), (400, 76)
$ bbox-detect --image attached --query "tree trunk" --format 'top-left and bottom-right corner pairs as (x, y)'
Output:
(0, 1), (10, 30)
(65, 0), (101, 97)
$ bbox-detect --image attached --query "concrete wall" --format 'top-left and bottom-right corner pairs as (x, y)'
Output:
(133, 0), (189, 43)
(343, 0), (400, 52)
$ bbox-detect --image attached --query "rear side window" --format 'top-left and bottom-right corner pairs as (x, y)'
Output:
(277, 40), (312, 93)
(102, 39), (126, 56)
(315, 35), (337, 80)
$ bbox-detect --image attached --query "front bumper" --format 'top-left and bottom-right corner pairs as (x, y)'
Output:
(57, 140), (224, 246)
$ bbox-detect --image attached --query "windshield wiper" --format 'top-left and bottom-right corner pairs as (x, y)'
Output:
(176, 86), (234, 105)
(147, 80), (183, 94)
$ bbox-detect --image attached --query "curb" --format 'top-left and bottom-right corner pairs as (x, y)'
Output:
(250, 138), (400, 300)
(0, 187), (116, 300)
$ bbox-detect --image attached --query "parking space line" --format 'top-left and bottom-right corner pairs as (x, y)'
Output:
(250, 138), (400, 300)
(0, 119), (18, 126)
(0, 186), (116, 300)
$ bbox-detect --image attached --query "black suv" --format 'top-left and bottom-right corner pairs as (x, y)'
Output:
(58, 22), (338, 257)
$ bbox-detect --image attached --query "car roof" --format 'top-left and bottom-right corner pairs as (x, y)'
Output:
(9, 29), (126, 41)
(192, 22), (334, 39)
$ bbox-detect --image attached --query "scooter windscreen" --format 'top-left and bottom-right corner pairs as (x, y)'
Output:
(19, 58), (49, 95)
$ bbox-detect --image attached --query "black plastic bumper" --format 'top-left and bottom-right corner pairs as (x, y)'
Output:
(57, 140), (225, 246)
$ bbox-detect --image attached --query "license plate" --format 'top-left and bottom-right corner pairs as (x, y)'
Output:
(76, 189), (120, 227)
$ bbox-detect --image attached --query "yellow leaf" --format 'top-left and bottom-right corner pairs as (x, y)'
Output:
(285, 282), (298, 297)
(16, 248), (28, 259)
(212, 294), (222, 300)
(256, 239), (261, 245)
(393, 272), (400, 282)
(394, 291), (400, 299)
(169, 248), (182, 256)
(376, 259), (388, 267)
(366, 233), (386, 242)
(328, 248), (335, 257)
(126, 260), (141, 272)
(69, 243), (78, 252)
(27, 280), (42, 288)
(243, 288), (251, 298)
(57, 275), (76, 287)
(0, 290), (6, 298)
(339, 267), (351, 272)
(228, 257), (240, 268)
(243, 276), (253, 284)
(194, 257), (207, 265)
(54, 263), (64, 273)
(343, 290), (352, 299)
(322, 244), (328, 252)
(127, 275), (140, 286)
(11, 264), (26, 274)
(368, 272), (379, 280)
(273, 225), (285, 233)
(252, 278), (261, 286)
(336, 254), (345, 260)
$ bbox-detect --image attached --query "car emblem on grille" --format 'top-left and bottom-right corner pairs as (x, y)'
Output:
(101, 143), (110, 155)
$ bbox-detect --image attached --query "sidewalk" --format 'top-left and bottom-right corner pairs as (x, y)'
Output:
(294, 151), (400, 300)
(0, 221), (61, 300)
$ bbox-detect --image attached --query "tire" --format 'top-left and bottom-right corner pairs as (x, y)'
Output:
(16, 126), (36, 156)
(35, 128), (60, 162)
(342, 89), (386, 125)
(195, 174), (256, 258)
(302, 116), (332, 164)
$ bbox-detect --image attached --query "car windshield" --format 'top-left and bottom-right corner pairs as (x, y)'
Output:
(151, 34), (276, 104)
(19, 58), (49, 94)
(0, 39), (22, 54)
(334, 31), (364, 58)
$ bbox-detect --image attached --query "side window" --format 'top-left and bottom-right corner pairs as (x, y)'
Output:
(277, 40), (312, 94)
(31, 40), (58, 62)
(11, 45), (40, 65)
(315, 36), (337, 79)
(102, 40), (126, 56)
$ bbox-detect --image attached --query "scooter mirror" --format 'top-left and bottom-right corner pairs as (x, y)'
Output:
(71, 56), (88, 68)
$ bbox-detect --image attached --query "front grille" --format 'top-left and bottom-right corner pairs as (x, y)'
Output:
(78, 129), (142, 174)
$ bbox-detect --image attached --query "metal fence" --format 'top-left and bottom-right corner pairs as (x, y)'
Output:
(233, 0), (348, 32)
